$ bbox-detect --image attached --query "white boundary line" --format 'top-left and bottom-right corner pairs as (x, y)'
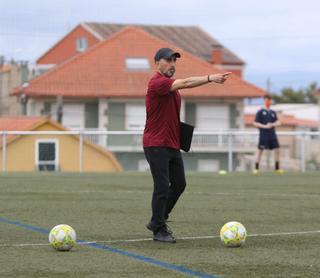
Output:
(1, 230), (319, 247)
(4, 190), (320, 198)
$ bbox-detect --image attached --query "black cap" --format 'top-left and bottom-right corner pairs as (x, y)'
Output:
(154, 48), (181, 61)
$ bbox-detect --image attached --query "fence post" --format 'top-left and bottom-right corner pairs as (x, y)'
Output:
(228, 133), (233, 172)
(79, 131), (84, 173)
(300, 133), (306, 172)
(218, 133), (222, 147)
(2, 132), (6, 174)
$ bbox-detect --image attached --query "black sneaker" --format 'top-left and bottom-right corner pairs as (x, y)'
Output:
(146, 222), (172, 234)
(153, 227), (176, 243)
(146, 221), (157, 233)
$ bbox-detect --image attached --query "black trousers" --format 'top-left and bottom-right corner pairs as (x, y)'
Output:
(144, 147), (186, 230)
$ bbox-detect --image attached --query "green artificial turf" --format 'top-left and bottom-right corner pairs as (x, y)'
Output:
(0, 172), (319, 277)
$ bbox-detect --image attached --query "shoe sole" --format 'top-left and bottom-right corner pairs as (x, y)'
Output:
(153, 238), (176, 244)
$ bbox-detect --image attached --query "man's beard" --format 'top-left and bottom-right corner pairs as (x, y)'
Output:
(164, 68), (175, 78)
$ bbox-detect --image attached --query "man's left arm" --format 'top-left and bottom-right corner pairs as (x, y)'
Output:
(271, 112), (281, 127)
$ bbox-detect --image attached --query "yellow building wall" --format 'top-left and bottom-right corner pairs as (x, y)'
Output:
(0, 122), (122, 172)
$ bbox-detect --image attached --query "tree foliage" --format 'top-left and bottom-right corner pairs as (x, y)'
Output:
(272, 82), (318, 103)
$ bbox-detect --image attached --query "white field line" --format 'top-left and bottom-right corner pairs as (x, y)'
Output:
(1, 230), (319, 247)
(187, 192), (320, 198)
(3, 190), (320, 198)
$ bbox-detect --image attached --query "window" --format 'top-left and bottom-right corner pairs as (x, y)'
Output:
(196, 104), (229, 130)
(125, 104), (146, 130)
(76, 37), (88, 52)
(125, 58), (150, 70)
(35, 139), (59, 171)
(85, 102), (99, 128)
(60, 103), (85, 130)
(41, 102), (51, 116)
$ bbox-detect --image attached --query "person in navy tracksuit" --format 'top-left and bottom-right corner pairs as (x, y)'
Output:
(253, 95), (282, 173)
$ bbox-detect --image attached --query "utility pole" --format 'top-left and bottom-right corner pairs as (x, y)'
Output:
(266, 77), (271, 95)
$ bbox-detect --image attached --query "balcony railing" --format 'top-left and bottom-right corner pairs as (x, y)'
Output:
(83, 129), (259, 151)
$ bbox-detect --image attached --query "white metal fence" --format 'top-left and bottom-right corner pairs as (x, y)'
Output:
(1, 130), (320, 173)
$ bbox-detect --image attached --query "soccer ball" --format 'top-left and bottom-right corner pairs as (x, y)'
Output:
(48, 224), (77, 251)
(218, 170), (227, 175)
(220, 221), (247, 247)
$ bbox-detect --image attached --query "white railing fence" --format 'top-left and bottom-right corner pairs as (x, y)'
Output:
(1, 130), (320, 173)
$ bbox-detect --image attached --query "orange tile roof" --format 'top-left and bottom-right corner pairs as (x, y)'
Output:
(293, 118), (319, 128)
(84, 22), (245, 65)
(0, 116), (48, 146)
(13, 27), (265, 99)
(0, 64), (12, 73)
(245, 114), (318, 128)
(0, 116), (46, 131)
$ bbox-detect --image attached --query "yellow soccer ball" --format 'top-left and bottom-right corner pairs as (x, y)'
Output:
(220, 221), (247, 247)
(48, 224), (76, 251)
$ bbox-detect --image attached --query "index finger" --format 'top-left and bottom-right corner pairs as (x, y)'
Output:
(222, 72), (232, 77)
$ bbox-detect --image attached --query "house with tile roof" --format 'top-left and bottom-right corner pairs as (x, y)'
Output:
(36, 22), (245, 77)
(0, 116), (122, 172)
(12, 26), (265, 171)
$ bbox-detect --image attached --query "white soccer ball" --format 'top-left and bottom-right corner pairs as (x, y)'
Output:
(48, 224), (76, 251)
(220, 221), (247, 247)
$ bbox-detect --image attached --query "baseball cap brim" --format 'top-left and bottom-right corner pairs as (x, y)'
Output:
(164, 51), (181, 60)
(154, 48), (181, 61)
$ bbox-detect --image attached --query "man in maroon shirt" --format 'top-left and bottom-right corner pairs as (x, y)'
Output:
(143, 48), (231, 243)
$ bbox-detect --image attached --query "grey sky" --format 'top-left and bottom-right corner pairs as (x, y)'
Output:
(1, 0), (319, 92)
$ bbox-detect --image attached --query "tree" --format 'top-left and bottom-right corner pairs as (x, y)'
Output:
(272, 82), (318, 103)
(305, 82), (318, 103)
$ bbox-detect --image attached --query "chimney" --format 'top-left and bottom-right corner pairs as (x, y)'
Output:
(211, 44), (223, 65)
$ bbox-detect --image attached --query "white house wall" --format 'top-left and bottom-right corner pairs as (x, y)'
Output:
(26, 99), (44, 116)
(237, 101), (244, 129)
(99, 99), (108, 130)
